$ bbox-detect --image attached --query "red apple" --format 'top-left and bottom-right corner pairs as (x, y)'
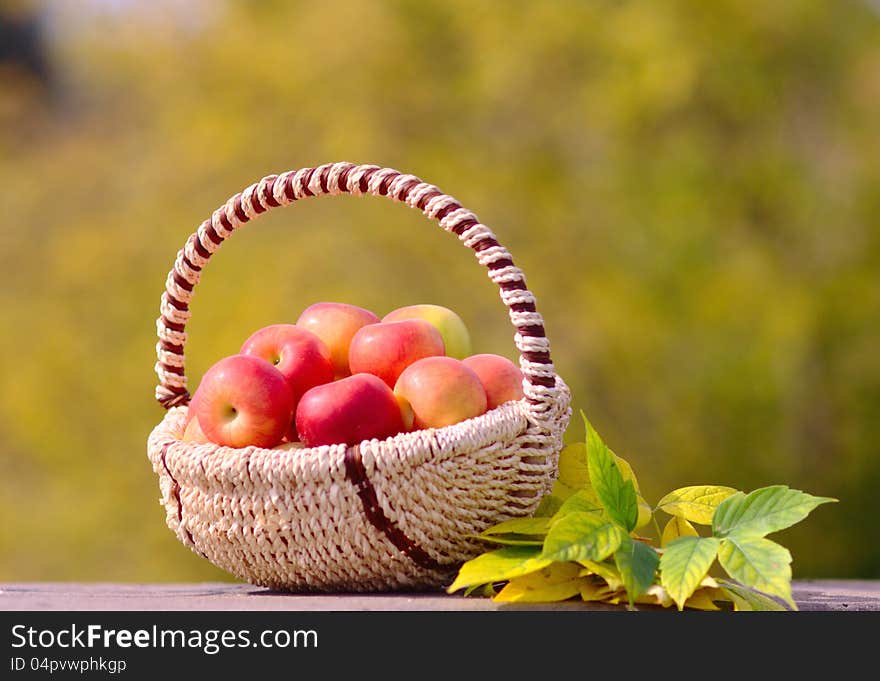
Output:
(383, 304), (472, 359)
(462, 353), (524, 409)
(193, 354), (294, 449)
(348, 319), (445, 388)
(183, 389), (202, 428)
(240, 324), (334, 405)
(393, 356), (488, 429)
(296, 302), (380, 378)
(295, 373), (406, 447)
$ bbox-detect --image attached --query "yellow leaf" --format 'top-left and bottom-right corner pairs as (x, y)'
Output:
(493, 562), (583, 603)
(556, 442), (589, 496)
(635, 584), (674, 608)
(656, 486), (738, 525)
(579, 579), (616, 602)
(684, 589), (721, 611)
(447, 546), (551, 594)
(613, 453), (641, 495)
(661, 516), (699, 546)
(636, 495), (653, 530)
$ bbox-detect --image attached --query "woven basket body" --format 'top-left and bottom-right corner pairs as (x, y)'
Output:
(147, 163), (571, 591)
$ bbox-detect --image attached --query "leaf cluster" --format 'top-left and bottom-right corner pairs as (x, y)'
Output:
(448, 412), (836, 611)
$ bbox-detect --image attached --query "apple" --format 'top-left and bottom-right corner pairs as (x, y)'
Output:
(182, 413), (211, 443)
(348, 319), (446, 388)
(462, 353), (524, 409)
(272, 441), (304, 452)
(240, 323), (334, 405)
(192, 354), (294, 449)
(295, 373), (406, 447)
(393, 356), (488, 429)
(382, 304), (472, 359)
(296, 302), (380, 378)
(395, 393), (415, 432)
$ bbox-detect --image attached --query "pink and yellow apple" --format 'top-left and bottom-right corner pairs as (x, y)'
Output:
(182, 413), (210, 443)
(348, 319), (445, 388)
(393, 356), (488, 429)
(295, 373), (406, 447)
(462, 353), (524, 409)
(239, 323), (334, 404)
(382, 304), (471, 359)
(192, 354), (294, 449)
(295, 302), (380, 378)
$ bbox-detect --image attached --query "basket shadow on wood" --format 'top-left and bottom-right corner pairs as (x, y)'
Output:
(146, 162), (571, 592)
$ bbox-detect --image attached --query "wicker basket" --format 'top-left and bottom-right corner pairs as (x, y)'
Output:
(147, 162), (571, 592)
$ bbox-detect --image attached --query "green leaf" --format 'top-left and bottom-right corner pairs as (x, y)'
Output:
(717, 535), (796, 609)
(712, 485), (837, 539)
(661, 516), (699, 547)
(577, 560), (624, 591)
(614, 536), (660, 608)
(446, 546), (551, 594)
(463, 582), (499, 598)
(583, 413), (639, 531)
(552, 488), (603, 520)
(659, 536), (721, 611)
(541, 512), (623, 563)
(656, 485), (738, 525)
(717, 579), (788, 612)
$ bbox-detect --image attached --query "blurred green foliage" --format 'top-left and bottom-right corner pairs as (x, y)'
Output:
(1, 0), (878, 581)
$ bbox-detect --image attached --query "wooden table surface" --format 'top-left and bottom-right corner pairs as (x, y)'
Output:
(2, 580), (878, 611)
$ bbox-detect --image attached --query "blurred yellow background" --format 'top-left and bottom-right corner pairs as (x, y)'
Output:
(1, 0), (878, 582)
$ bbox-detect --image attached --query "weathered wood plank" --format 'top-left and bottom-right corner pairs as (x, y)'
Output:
(1, 581), (878, 611)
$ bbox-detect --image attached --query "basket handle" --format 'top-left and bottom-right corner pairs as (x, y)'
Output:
(155, 162), (561, 420)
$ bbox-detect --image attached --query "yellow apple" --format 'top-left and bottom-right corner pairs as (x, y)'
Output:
(382, 304), (471, 359)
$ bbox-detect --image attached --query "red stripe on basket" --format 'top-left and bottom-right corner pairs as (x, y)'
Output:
(218, 210), (234, 234)
(451, 218), (476, 236)
(181, 254), (201, 273)
(160, 442), (202, 555)
(172, 270), (194, 293)
(517, 324), (546, 338)
(301, 168), (316, 197)
(192, 230), (212, 259)
(158, 362), (184, 376)
(159, 390), (189, 408)
(343, 445), (446, 572)
(359, 167), (378, 193)
(262, 176), (281, 208)
(282, 173), (296, 201)
(232, 195), (248, 223)
(318, 166), (330, 194)
(159, 339), (184, 354)
(338, 165), (354, 191)
(161, 315), (186, 333)
(163, 294), (188, 312)
(205, 223), (223, 246)
(415, 189), (442, 210)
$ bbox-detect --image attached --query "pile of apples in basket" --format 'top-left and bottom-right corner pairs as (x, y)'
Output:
(182, 303), (524, 449)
